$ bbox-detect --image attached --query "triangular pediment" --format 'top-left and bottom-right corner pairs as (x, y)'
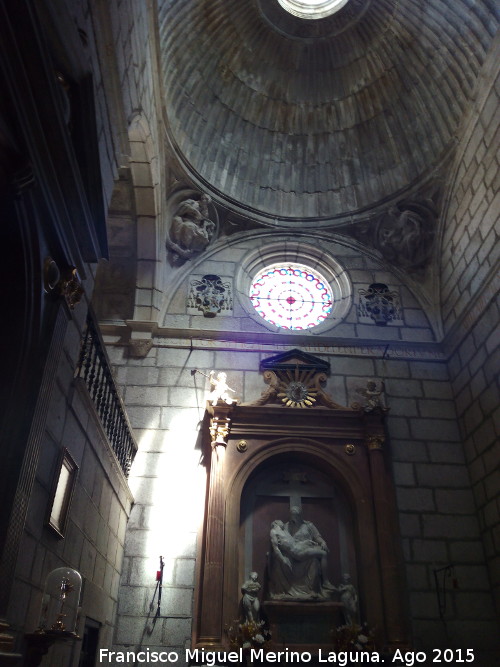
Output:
(248, 349), (346, 409)
(260, 348), (330, 375)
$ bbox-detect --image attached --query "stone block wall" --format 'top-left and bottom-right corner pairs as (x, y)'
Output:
(108, 333), (497, 661)
(382, 358), (498, 656)
(9, 299), (134, 667)
(439, 30), (500, 636)
(440, 43), (499, 335)
(447, 295), (500, 620)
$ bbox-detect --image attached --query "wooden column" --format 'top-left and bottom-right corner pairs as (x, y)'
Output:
(365, 419), (409, 651)
(198, 404), (233, 646)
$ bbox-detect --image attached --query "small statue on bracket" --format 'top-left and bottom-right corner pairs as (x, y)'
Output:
(208, 370), (236, 406)
(190, 369), (237, 406)
(354, 380), (387, 412)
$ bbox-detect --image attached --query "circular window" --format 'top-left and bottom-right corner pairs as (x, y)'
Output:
(249, 263), (334, 330)
(277, 0), (350, 20)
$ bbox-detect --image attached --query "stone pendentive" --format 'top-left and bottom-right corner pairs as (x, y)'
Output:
(342, 197), (439, 273)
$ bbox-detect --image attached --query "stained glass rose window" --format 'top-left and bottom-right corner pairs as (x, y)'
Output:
(249, 263), (333, 330)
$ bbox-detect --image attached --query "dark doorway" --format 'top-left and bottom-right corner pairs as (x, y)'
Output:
(78, 617), (100, 667)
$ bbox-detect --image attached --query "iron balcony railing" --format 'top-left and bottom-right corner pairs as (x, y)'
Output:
(75, 312), (137, 477)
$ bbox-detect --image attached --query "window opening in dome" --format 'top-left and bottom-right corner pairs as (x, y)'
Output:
(249, 264), (334, 330)
(277, 0), (350, 20)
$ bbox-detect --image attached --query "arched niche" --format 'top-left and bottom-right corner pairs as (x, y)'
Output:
(240, 453), (358, 600)
(220, 436), (385, 649)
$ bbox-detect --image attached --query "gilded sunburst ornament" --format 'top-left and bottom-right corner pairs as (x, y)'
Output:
(276, 371), (319, 408)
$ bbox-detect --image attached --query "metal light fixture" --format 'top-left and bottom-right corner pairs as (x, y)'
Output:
(40, 567), (82, 634)
(24, 568), (82, 666)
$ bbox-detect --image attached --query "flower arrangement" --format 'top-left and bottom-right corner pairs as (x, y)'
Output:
(331, 622), (378, 653)
(225, 619), (271, 652)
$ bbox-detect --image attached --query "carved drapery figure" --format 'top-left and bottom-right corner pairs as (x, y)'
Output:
(376, 199), (436, 270)
(167, 192), (215, 260)
(268, 506), (335, 600)
(345, 197), (437, 272)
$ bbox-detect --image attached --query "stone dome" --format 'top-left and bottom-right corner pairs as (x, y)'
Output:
(159, 0), (497, 223)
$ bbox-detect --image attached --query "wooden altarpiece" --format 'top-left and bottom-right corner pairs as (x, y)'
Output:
(193, 350), (409, 655)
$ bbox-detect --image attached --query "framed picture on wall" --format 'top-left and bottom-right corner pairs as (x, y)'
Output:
(47, 448), (78, 537)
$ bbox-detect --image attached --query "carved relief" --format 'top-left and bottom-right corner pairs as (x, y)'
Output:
(358, 283), (402, 326)
(166, 190), (218, 262)
(376, 199), (437, 270)
(187, 274), (233, 317)
(351, 380), (388, 413)
(43, 258), (85, 309)
(209, 415), (232, 447)
(248, 349), (348, 409)
(347, 197), (438, 272)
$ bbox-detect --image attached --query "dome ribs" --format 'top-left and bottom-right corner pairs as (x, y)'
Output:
(159, 0), (498, 221)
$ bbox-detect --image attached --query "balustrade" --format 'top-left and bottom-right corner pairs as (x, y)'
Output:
(76, 313), (137, 477)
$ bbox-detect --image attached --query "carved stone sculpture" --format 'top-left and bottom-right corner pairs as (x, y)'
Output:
(346, 197), (437, 272)
(358, 283), (401, 326)
(377, 200), (436, 270)
(268, 506), (335, 600)
(187, 274), (232, 317)
(240, 572), (262, 624)
(354, 380), (387, 412)
(336, 573), (358, 625)
(208, 370), (236, 406)
(167, 192), (215, 260)
(60, 267), (84, 310)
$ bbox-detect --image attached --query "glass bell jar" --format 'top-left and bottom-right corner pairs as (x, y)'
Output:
(40, 567), (82, 635)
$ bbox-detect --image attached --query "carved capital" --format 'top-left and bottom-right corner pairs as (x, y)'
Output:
(60, 267), (84, 310)
(209, 416), (231, 448)
(366, 435), (385, 451)
(43, 259), (85, 309)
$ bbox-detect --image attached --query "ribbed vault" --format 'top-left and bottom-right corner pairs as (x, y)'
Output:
(158, 0), (497, 223)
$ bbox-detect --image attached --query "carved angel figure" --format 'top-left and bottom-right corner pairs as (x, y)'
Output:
(355, 380), (386, 411)
(208, 370), (235, 406)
